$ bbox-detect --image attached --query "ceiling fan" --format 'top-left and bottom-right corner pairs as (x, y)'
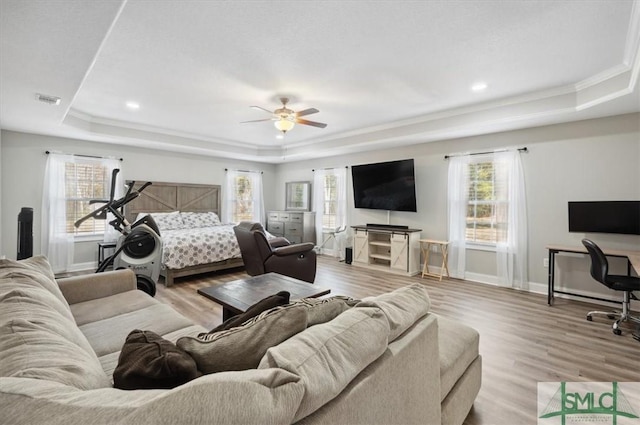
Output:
(241, 97), (327, 134)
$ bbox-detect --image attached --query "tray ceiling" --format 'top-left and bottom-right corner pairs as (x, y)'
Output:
(1, 0), (639, 163)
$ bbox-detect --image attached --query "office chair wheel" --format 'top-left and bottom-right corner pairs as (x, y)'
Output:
(586, 315), (593, 321)
(607, 314), (617, 320)
(613, 328), (622, 336)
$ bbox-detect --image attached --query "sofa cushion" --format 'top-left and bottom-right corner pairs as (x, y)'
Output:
(291, 295), (360, 326)
(0, 282), (75, 323)
(177, 304), (308, 374)
(357, 283), (431, 341)
(0, 286), (110, 390)
(259, 306), (390, 422)
(113, 330), (202, 390)
(70, 289), (158, 326)
(437, 315), (480, 402)
(79, 302), (195, 357)
(0, 256), (70, 310)
(208, 291), (291, 333)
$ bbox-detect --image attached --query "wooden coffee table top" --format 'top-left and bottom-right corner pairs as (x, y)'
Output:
(197, 273), (331, 316)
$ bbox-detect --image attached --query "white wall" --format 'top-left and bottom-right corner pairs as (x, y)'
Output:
(0, 131), (277, 267)
(2, 113), (639, 302)
(0, 130), (2, 257)
(274, 113), (640, 300)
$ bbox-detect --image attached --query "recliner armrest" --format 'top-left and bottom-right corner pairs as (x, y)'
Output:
(269, 237), (291, 248)
(272, 243), (315, 256)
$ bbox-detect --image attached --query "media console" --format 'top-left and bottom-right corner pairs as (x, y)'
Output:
(351, 225), (422, 276)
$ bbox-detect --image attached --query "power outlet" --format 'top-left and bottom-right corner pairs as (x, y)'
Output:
(543, 258), (549, 268)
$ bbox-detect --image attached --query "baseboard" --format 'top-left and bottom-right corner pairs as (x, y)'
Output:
(68, 261), (96, 273)
(427, 265), (639, 309)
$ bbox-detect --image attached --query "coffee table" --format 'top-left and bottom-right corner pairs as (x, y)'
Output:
(198, 273), (331, 320)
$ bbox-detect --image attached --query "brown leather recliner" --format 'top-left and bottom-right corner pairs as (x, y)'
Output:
(233, 221), (317, 283)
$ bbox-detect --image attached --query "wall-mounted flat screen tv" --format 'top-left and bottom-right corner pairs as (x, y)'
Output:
(352, 159), (417, 212)
(568, 201), (640, 235)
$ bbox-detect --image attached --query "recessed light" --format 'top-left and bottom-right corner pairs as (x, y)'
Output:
(471, 82), (488, 92)
(126, 101), (140, 110)
(276, 134), (284, 140)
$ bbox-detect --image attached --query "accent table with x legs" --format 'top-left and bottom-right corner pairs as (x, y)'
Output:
(420, 239), (450, 281)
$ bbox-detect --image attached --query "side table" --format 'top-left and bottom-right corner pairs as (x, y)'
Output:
(420, 239), (450, 281)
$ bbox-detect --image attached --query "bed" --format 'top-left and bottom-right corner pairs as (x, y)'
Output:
(124, 181), (244, 287)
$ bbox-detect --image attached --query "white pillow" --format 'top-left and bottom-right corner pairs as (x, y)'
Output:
(181, 212), (221, 228)
(149, 211), (184, 231)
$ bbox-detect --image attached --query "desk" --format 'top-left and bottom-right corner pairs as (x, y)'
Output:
(546, 244), (640, 305)
(420, 239), (450, 281)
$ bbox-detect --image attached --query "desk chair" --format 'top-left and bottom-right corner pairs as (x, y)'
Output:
(582, 239), (640, 335)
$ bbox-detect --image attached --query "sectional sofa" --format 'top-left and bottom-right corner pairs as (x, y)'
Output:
(0, 256), (481, 424)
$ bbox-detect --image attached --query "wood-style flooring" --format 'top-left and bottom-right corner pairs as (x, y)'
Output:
(155, 256), (640, 425)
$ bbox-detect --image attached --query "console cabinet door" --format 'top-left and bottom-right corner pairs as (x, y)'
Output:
(353, 231), (369, 263)
(390, 233), (409, 271)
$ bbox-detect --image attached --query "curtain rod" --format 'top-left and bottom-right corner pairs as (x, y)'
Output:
(312, 166), (349, 171)
(224, 168), (263, 174)
(444, 147), (528, 160)
(45, 150), (123, 161)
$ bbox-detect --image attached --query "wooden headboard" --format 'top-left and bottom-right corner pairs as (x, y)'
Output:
(124, 181), (221, 223)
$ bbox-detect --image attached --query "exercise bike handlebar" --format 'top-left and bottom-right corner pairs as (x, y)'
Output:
(73, 170), (153, 229)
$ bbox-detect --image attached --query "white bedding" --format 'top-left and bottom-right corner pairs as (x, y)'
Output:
(160, 224), (241, 270)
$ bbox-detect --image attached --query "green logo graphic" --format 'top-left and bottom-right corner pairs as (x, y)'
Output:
(539, 382), (639, 425)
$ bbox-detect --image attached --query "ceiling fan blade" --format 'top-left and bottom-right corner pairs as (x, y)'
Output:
(296, 118), (327, 128)
(240, 118), (274, 124)
(296, 108), (319, 117)
(250, 105), (275, 114)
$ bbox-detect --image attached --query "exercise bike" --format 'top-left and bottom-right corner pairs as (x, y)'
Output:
(74, 169), (162, 296)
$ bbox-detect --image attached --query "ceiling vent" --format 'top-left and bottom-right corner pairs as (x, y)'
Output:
(35, 93), (61, 105)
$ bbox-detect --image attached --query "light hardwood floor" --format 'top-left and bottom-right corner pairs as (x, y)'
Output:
(155, 256), (640, 425)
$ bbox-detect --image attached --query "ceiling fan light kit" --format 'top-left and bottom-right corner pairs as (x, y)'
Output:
(274, 117), (295, 133)
(243, 97), (327, 134)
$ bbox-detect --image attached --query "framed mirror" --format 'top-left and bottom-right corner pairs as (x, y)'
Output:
(285, 181), (311, 211)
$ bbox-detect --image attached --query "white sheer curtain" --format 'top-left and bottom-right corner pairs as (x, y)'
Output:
(314, 168), (348, 254)
(447, 155), (471, 279)
(313, 169), (328, 245)
(223, 170), (264, 224)
(494, 150), (528, 289)
(41, 153), (76, 273)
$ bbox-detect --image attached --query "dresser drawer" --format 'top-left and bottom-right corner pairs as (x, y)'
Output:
(285, 224), (302, 235)
(288, 213), (303, 223)
(268, 212), (280, 221)
(267, 221), (284, 235)
(278, 212), (290, 221)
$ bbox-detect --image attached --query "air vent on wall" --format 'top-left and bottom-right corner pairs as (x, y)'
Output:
(35, 93), (61, 105)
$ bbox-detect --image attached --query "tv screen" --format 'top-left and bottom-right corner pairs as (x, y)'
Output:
(568, 201), (640, 235)
(352, 159), (417, 212)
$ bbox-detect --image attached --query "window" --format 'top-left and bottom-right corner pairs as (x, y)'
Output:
(321, 174), (338, 229)
(64, 160), (110, 236)
(466, 161), (508, 245)
(230, 174), (254, 222)
(225, 170), (264, 223)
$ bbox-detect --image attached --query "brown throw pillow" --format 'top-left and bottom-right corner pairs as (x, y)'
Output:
(113, 329), (201, 390)
(206, 291), (291, 333)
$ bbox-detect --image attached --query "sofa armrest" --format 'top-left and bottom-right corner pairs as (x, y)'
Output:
(0, 368), (303, 425)
(57, 269), (137, 305)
